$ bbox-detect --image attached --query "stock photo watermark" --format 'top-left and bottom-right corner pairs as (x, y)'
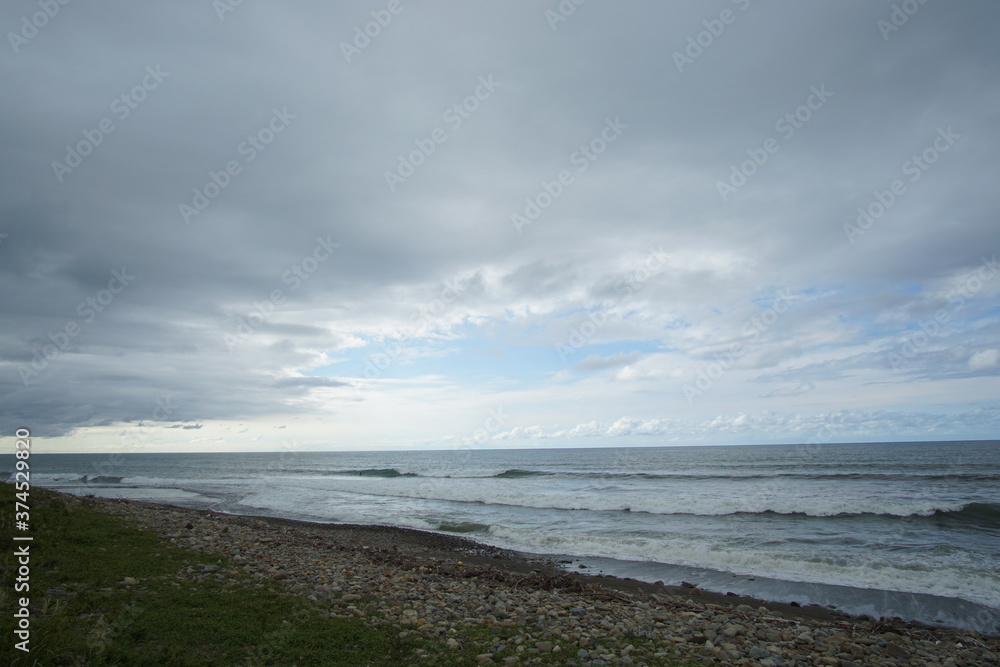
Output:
(12, 427), (32, 653)
(886, 255), (998, 370)
(555, 309), (611, 364)
(384, 75), (502, 192)
(877, 0), (930, 41)
(457, 407), (510, 450)
(545, 0), (588, 31)
(223, 235), (339, 350)
(682, 289), (794, 403)
(673, 0), (752, 73)
(362, 275), (470, 379)
(340, 0), (415, 63)
(51, 65), (169, 182)
(84, 395), (179, 485)
(844, 126), (959, 245)
(179, 107), (295, 223)
(511, 116), (628, 234)
(17, 268), (135, 384)
(436, 407), (512, 475)
(717, 84), (833, 202)
(555, 246), (670, 363)
(614, 246), (672, 298)
(7, 0), (72, 54)
(213, 0), (246, 22)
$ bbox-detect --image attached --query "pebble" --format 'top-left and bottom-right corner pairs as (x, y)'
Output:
(95, 496), (1000, 667)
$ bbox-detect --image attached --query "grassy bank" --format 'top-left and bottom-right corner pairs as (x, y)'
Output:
(2, 486), (697, 666)
(1, 484), (422, 664)
(0, 485), (534, 666)
(7, 486), (994, 666)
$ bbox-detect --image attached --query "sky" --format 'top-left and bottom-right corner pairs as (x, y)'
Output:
(2, 1), (999, 453)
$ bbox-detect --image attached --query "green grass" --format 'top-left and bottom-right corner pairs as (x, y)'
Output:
(0, 485), (415, 666)
(1, 485), (694, 666)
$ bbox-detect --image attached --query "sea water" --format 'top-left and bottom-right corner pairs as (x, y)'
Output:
(14, 440), (1000, 634)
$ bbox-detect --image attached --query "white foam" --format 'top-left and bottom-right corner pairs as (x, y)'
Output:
(30, 473), (89, 484)
(281, 475), (971, 518)
(484, 526), (1000, 610)
(235, 484), (438, 531)
(61, 487), (207, 503)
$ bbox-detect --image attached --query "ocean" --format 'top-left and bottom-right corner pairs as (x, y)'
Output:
(13, 440), (1000, 634)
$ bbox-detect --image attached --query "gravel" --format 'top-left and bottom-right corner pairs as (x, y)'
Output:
(95, 497), (999, 666)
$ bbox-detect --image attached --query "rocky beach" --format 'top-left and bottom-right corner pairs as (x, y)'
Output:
(90, 495), (999, 666)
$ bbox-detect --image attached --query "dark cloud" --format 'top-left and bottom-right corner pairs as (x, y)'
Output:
(1, 1), (998, 446)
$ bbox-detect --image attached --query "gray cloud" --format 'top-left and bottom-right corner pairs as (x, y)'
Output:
(1, 1), (998, 446)
(574, 351), (643, 373)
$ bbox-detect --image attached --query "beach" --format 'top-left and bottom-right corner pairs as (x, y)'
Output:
(7, 3), (1000, 661)
(90, 493), (999, 666)
(28, 442), (1000, 635)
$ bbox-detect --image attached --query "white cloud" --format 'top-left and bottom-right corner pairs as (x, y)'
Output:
(1, 1), (998, 448)
(968, 349), (999, 371)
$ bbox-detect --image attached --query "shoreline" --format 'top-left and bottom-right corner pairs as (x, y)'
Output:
(23, 441), (1000, 640)
(71, 491), (998, 634)
(78, 492), (999, 665)
(246, 512), (854, 628)
(68, 488), (994, 634)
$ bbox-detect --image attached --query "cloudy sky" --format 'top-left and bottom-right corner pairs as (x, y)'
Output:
(2, 1), (999, 453)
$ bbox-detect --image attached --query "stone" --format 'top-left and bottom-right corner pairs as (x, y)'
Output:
(886, 642), (910, 659)
(81, 492), (1000, 667)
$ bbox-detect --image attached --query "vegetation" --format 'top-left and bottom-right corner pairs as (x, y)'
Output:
(0, 484), (426, 665)
(1, 485), (692, 665)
